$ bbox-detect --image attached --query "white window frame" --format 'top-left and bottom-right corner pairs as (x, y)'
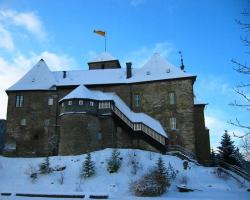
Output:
(99, 101), (110, 109)
(134, 123), (141, 131)
(16, 95), (24, 107)
(170, 117), (176, 130)
(68, 100), (72, 106)
(61, 102), (64, 107)
(90, 101), (94, 106)
(135, 94), (141, 107)
(79, 100), (84, 105)
(48, 97), (53, 106)
(169, 92), (176, 105)
(20, 118), (26, 126)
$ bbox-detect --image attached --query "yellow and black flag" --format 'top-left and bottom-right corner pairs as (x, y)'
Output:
(93, 30), (106, 37)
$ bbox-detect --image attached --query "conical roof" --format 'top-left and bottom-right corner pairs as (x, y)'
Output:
(60, 84), (110, 101)
(7, 59), (56, 91)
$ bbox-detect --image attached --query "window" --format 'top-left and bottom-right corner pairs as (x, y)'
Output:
(97, 132), (102, 140)
(90, 101), (94, 106)
(170, 117), (176, 130)
(169, 92), (176, 105)
(20, 118), (26, 126)
(98, 101), (110, 109)
(68, 101), (72, 106)
(134, 94), (141, 107)
(61, 102), (64, 107)
(48, 96), (53, 105)
(134, 123), (142, 131)
(15, 95), (24, 107)
(79, 100), (84, 105)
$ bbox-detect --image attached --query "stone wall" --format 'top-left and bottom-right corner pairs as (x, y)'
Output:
(5, 91), (59, 156)
(194, 105), (211, 163)
(90, 78), (196, 153)
(5, 76), (205, 157)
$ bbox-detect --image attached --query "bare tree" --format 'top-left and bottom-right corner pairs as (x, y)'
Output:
(241, 134), (250, 160)
(229, 5), (250, 138)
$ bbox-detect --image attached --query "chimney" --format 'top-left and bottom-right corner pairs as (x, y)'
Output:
(126, 62), (132, 79)
(63, 71), (67, 78)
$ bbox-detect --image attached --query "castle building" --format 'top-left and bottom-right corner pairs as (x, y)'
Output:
(4, 52), (210, 163)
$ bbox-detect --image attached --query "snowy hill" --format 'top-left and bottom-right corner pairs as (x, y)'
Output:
(0, 148), (249, 200)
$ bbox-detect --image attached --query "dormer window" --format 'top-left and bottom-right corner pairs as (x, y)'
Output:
(16, 95), (24, 107)
(68, 101), (72, 106)
(166, 69), (170, 73)
(146, 71), (151, 75)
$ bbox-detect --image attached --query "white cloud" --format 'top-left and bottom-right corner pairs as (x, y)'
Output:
(0, 24), (14, 51)
(0, 9), (46, 43)
(0, 52), (77, 119)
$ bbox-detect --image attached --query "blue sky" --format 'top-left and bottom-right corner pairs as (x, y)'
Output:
(0, 0), (248, 149)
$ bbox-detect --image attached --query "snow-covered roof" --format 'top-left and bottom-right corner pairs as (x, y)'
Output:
(7, 53), (196, 91)
(128, 53), (193, 83)
(90, 52), (116, 62)
(60, 84), (110, 101)
(7, 59), (56, 91)
(61, 85), (167, 138)
(194, 98), (208, 105)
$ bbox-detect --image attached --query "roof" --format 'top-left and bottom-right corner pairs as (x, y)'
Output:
(7, 53), (196, 91)
(7, 59), (56, 91)
(90, 52), (116, 62)
(61, 85), (167, 138)
(194, 98), (208, 106)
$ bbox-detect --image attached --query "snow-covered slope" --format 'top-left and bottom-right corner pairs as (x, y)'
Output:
(0, 149), (249, 200)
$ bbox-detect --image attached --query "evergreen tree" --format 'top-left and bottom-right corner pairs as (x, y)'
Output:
(39, 156), (51, 174)
(233, 147), (244, 168)
(107, 149), (122, 173)
(81, 152), (95, 178)
(154, 156), (169, 188)
(218, 130), (239, 166)
(211, 148), (215, 160)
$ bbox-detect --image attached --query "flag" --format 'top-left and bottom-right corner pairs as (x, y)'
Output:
(93, 30), (106, 37)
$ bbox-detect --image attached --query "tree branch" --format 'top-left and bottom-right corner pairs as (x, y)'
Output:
(228, 119), (250, 138)
(232, 59), (250, 74)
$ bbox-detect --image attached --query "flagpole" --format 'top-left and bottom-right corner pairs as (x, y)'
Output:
(104, 34), (106, 52)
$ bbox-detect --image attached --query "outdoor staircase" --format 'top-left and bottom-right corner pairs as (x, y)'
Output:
(110, 103), (166, 146)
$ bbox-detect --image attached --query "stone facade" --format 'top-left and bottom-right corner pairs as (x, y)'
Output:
(4, 58), (210, 163)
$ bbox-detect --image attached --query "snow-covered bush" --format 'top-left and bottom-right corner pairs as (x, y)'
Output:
(25, 164), (38, 183)
(180, 174), (188, 185)
(127, 151), (142, 175)
(183, 160), (189, 170)
(130, 156), (170, 196)
(39, 157), (52, 174)
(166, 162), (178, 180)
(107, 149), (122, 173)
(213, 167), (229, 179)
(58, 172), (65, 185)
(80, 152), (95, 178)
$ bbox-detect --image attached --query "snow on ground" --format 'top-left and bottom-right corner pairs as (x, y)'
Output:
(0, 148), (249, 200)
